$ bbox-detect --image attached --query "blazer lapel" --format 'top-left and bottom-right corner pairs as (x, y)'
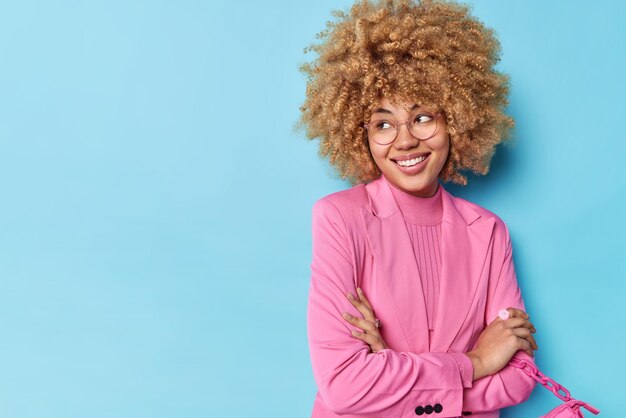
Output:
(361, 175), (495, 354)
(361, 176), (430, 353)
(430, 189), (495, 352)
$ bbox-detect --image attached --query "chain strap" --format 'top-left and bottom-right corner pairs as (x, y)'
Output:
(508, 357), (600, 415)
(509, 357), (572, 401)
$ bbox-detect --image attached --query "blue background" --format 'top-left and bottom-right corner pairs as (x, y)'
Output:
(0, 0), (623, 417)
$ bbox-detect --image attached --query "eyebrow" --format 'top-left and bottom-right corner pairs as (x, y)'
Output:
(372, 104), (420, 114)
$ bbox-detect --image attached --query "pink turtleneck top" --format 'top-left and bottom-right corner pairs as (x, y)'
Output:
(385, 176), (443, 341)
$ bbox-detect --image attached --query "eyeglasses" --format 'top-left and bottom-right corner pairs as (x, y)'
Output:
(363, 112), (443, 146)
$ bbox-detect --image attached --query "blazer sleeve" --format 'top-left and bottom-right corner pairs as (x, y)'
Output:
(307, 198), (472, 418)
(459, 221), (537, 414)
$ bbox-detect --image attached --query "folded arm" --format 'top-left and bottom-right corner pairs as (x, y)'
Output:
(460, 222), (537, 413)
(308, 199), (471, 417)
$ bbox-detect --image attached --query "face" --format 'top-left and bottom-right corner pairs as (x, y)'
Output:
(366, 97), (450, 198)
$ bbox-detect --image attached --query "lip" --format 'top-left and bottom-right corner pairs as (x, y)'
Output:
(391, 153), (430, 174)
(391, 152), (431, 162)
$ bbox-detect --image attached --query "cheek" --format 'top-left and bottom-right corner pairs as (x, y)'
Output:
(370, 153), (385, 172)
(435, 136), (450, 161)
(437, 134), (450, 151)
(441, 144), (450, 162)
(367, 143), (386, 162)
(429, 138), (450, 173)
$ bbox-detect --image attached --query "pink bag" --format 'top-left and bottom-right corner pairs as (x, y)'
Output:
(508, 357), (600, 417)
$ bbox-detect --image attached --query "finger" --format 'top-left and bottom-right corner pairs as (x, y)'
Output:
(356, 287), (374, 312)
(504, 317), (535, 331)
(526, 333), (539, 350)
(513, 336), (532, 357)
(522, 319), (536, 334)
(350, 330), (385, 352)
(342, 312), (379, 334)
(517, 337), (534, 358)
(511, 327), (539, 350)
(346, 292), (376, 322)
(511, 327), (531, 338)
(509, 317), (536, 333)
(489, 315), (504, 325)
(349, 329), (372, 351)
(529, 334), (538, 350)
(506, 307), (529, 319)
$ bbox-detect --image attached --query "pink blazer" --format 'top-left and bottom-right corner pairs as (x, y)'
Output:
(307, 175), (536, 418)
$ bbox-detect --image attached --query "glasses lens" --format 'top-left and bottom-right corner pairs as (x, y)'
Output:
(409, 114), (438, 139)
(368, 121), (397, 145)
(367, 113), (439, 144)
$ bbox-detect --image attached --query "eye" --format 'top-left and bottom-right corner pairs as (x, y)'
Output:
(413, 113), (435, 124)
(373, 120), (394, 130)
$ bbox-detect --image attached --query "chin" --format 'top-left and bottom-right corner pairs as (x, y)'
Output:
(390, 174), (438, 196)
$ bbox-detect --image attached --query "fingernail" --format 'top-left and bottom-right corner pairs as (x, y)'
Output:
(342, 312), (351, 319)
(347, 293), (355, 300)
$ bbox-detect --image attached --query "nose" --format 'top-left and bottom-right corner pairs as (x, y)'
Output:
(393, 122), (420, 149)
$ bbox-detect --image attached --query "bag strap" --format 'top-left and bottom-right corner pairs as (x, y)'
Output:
(508, 357), (600, 415)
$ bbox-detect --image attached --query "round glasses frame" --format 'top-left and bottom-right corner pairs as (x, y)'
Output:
(363, 112), (443, 146)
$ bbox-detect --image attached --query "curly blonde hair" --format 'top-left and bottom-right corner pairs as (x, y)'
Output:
(298, 0), (514, 186)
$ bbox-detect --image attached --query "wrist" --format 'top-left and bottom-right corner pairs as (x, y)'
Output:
(466, 351), (485, 381)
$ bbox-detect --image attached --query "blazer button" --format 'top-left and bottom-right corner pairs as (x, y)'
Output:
(424, 404), (434, 414)
(462, 412), (473, 416)
(434, 403), (443, 413)
(414, 405), (425, 415)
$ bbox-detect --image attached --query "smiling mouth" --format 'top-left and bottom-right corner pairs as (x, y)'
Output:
(393, 154), (429, 167)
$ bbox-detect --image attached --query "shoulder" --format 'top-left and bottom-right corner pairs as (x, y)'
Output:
(312, 183), (368, 214)
(316, 183), (368, 208)
(451, 193), (506, 224)
(311, 183), (368, 230)
(447, 191), (512, 243)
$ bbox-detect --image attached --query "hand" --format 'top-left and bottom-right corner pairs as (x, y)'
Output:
(342, 287), (389, 353)
(466, 308), (538, 381)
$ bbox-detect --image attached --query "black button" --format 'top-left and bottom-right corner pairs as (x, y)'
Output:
(434, 403), (443, 413)
(415, 405), (425, 415)
(424, 404), (434, 414)
(462, 412), (473, 416)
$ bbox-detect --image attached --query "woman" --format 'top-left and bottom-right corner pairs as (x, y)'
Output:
(299, 1), (538, 417)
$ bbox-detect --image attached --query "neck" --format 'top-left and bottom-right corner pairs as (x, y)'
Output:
(384, 176), (443, 225)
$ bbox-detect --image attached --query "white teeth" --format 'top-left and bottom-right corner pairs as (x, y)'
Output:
(396, 155), (426, 167)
